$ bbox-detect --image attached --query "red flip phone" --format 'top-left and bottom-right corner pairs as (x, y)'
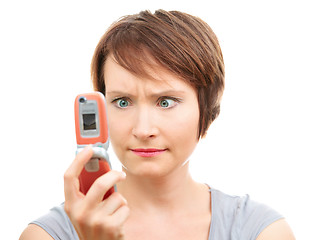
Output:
(74, 92), (115, 200)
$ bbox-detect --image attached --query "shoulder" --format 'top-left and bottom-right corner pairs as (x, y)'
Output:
(211, 188), (282, 222)
(20, 204), (78, 240)
(210, 187), (290, 240)
(256, 219), (295, 240)
(20, 224), (54, 240)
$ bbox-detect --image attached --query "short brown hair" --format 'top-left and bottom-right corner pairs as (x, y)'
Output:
(91, 9), (225, 138)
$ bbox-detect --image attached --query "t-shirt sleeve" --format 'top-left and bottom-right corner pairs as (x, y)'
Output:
(236, 195), (284, 240)
(30, 203), (79, 240)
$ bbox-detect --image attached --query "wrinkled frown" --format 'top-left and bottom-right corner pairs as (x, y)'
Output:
(104, 57), (200, 178)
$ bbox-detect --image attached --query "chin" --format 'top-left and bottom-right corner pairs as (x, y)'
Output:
(122, 160), (179, 179)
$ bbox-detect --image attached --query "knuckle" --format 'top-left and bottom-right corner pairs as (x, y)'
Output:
(113, 192), (124, 200)
(63, 171), (73, 182)
(122, 205), (130, 216)
(118, 205), (131, 221)
(94, 178), (107, 191)
(106, 223), (124, 238)
(120, 195), (128, 206)
(66, 205), (89, 227)
(75, 212), (88, 228)
(111, 192), (122, 199)
(109, 192), (128, 206)
(90, 217), (104, 229)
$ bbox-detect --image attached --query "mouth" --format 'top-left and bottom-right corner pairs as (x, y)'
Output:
(130, 148), (167, 157)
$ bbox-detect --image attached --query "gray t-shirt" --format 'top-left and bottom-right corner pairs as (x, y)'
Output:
(31, 187), (283, 240)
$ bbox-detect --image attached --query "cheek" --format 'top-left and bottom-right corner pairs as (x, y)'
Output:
(165, 107), (199, 153)
(172, 116), (198, 139)
(107, 111), (129, 152)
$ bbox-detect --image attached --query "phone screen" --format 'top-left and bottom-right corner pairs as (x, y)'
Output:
(83, 114), (96, 130)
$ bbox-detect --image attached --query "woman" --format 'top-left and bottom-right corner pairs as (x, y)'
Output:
(20, 9), (295, 240)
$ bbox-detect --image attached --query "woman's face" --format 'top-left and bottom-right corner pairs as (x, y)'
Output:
(104, 57), (200, 178)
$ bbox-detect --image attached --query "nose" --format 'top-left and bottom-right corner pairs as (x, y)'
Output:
(132, 107), (158, 140)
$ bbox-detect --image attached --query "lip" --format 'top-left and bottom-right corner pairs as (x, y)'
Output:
(130, 148), (167, 157)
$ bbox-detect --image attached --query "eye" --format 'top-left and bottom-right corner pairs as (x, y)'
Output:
(158, 97), (180, 109)
(112, 98), (131, 108)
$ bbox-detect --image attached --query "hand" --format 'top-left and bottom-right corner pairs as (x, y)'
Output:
(64, 146), (129, 240)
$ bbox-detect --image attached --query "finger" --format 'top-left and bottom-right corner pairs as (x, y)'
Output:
(64, 146), (94, 202)
(89, 203), (129, 239)
(104, 205), (130, 235)
(85, 171), (126, 204)
(99, 192), (128, 214)
(109, 205), (130, 225)
(69, 145), (94, 178)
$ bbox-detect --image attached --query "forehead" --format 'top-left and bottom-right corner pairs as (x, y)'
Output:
(103, 56), (196, 94)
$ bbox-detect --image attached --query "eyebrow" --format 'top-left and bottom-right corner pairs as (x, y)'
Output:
(105, 91), (134, 98)
(105, 90), (186, 98)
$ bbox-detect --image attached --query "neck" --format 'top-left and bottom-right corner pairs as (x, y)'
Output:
(117, 162), (204, 213)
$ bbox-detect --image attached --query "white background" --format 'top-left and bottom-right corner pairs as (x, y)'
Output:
(1, 0), (334, 239)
